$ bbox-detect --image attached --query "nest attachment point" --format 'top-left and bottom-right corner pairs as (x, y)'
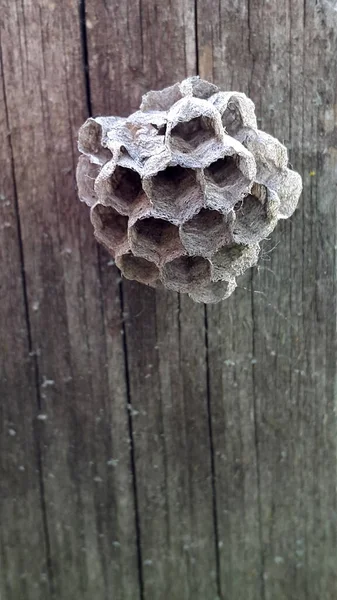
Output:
(76, 77), (302, 303)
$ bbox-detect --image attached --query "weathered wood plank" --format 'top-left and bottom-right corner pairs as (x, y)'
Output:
(204, 282), (263, 600)
(0, 1), (140, 598)
(85, 1), (220, 597)
(197, 3), (264, 598)
(247, 2), (337, 597)
(1, 0), (336, 599)
(197, 1), (337, 599)
(0, 34), (52, 600)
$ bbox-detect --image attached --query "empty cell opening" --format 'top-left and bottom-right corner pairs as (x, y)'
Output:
(162, 256), (210, 292)
(233, 188), (267, 242)
(110, 166), (142, 203)
(171, 116), (215, 152)
(205, 156), (242, 187)
(222, 103), (243, 137)
(96, 166), (143, 215)
(91, 204), (128, 249)
(153, 166), (195, 189)
(183, 208), (223, 233)
(149, 166), (201, 223)
(117, 254), (159, 284)
(130, 217), (182, 264)
(181, 209), (232, 256)
(153, 165), (195, 194)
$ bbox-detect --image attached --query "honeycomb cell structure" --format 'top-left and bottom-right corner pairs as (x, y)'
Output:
(76, 77), (302, 303)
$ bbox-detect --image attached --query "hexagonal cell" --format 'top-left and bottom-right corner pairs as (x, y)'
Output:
(239, 128), (288, 178)
(76, 155), (100, 207)
(222, 103), (244, 137)
(129, 116), (167, 149)
(91, 204), (129, 256)
(189, 278), (237, 303)
(180, 208), (234, 257)
(166, 98), (224, 168)
(210, 92), (258, 137)
(140, 78), (220, 112)
(233, 183), (279, 244)
(161, 256), (210, 293)
(170, 116), (217, 153)
(210, 243), (260, 282)
(78, 117), (117, 164)
(204, 155), (251, 213)
(129, 216), (185, 266)
(239, 130), (301, 219)
(205, 155), (243, 185)
(267, 168), (303, 219)
(140, 82), (184, 111)
(106, 112), (168, 165)
(95, 161), (143, 216)
(221, 97), (258, 138)
(143, 166), (203, 224)
(182, 76), (219, 100)
(116, 253), (160, 286)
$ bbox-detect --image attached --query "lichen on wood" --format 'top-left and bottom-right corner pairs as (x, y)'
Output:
(76, 76), (302, 303)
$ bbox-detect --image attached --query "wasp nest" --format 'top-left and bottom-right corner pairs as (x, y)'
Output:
(76, 77), (302, 303)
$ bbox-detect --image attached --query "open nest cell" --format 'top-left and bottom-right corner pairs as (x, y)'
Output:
(161, 256), (211, 293)
(129, 216), (185, 266)
(205, 155), (241, 186)
(78, 118), (113, 164)
(233, 183), (278, 244)
(95, 164), (143, 216)
(204, 155), (251, 213)
(170, 116), (216, 153)
(116, 253), (160, 285)
(144, 166), (203, 224)
(180, 208), (233, 257)
(91, 204), (129, 255)
(222, 103), (243, 137)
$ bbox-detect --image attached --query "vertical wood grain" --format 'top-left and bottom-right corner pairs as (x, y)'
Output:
(0, 31), (52, 600)
(0, 1), (140, 598)
(85, 1), (220, 597)
(1, 0), (336, 599)
(197, 1), (337, 598)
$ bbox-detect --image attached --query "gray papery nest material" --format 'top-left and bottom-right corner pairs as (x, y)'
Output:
(76, 77), (302, 303)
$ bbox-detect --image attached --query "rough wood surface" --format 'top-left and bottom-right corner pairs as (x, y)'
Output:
(0, 36), (51, 600)
(198, 1), (337, 598)
(1, 1), (336, 599)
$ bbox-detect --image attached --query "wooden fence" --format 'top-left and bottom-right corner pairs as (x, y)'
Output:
(1, 1), (337, 598)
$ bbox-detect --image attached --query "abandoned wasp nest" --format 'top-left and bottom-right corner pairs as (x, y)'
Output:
(76, 77), (302, 303)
